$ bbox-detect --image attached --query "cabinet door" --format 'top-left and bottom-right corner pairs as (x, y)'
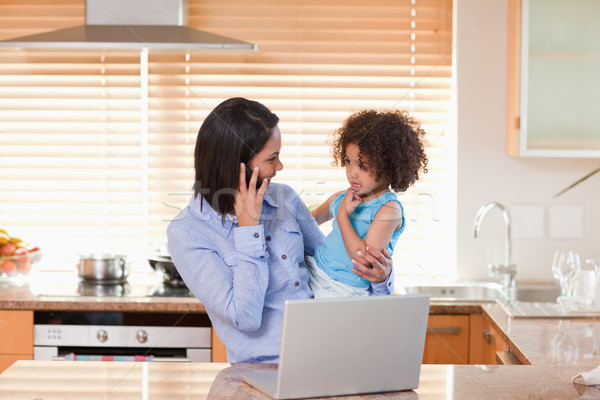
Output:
(211, 328), (227, 362)
(0, 310), (33, 355)
(506, 0), (600, 157)
(469, 313), (505, 364)
(0, 310), (33, 373)
(422, 315), (469, 364)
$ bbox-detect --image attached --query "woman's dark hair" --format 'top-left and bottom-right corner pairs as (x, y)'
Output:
(193, 97), (279, 216)
(331, 110), (428, 193)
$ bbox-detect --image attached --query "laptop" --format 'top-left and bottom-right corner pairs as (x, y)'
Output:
(242, 294), (430, 399)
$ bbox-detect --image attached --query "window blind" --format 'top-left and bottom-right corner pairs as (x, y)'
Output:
(0, 1), (144, 266)
(0, 50), (143, 260)
(0, 0), (454, 277)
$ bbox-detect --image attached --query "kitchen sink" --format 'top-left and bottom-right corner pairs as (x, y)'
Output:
(513, 284), (560, 303)
(403, 281), (507, 302)
(403, 282), (560, 303)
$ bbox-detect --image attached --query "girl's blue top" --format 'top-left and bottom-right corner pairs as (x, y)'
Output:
(314, 191), (405, 288)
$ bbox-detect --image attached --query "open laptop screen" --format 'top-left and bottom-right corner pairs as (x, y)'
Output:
(243, 294), (430, 399)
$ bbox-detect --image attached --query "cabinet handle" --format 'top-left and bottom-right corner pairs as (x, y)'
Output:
(482, 329), (497, 345)
(427, 326), (460, 335)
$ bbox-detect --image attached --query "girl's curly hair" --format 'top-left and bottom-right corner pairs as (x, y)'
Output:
(331, 110), (428, 193)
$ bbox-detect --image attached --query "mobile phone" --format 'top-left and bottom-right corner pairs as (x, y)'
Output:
(245, 165), (263, 188)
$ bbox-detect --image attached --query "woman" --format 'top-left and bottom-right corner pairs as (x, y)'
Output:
(167, 97), (394, 363)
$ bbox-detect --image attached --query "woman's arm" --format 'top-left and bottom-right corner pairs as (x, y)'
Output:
(167, 222), (271, 332)
(310, 190), (343, 225)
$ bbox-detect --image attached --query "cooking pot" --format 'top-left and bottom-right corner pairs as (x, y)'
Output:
(147, 255), (185, 287)
(77, 253), (129, 284)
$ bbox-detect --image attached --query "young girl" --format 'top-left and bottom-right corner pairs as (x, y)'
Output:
(309, 109), (428, 298)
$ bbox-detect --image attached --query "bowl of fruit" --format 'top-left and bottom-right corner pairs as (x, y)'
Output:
(0, 229), (41, 281)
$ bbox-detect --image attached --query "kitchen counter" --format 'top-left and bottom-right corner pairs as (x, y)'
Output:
(1, 274), (599, 368)
(0, 273), (481, 314)
(1, 272), (495, 315)
(482, 301), (600, 369)
(1, 274), (600, 398)
(0, 272), (206, 313)
(0, 360), (596, 399)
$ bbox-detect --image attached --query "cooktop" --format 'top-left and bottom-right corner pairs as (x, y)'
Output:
(29, 271), (193, 298)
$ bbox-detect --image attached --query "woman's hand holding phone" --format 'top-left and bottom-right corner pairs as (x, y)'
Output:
(245, 165), (263, 188)
(234, 163), (268, 226)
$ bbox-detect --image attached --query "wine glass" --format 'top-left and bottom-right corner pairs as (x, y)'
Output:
(586, 259), (600, 276)
(551, 320), (579, 365)
(569, 269), (596, 309)
(552, 251), (568, 295)
(552, 251), (581, 296)
(585, 259), (600, 309)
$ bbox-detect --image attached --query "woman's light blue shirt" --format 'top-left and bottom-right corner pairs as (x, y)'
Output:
(167, 183), (394, 363)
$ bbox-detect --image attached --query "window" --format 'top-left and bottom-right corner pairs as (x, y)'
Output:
(0, 0), (455, 277)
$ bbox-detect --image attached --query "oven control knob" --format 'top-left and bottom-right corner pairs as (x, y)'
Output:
(136, 330), (148, 344)
(96, 329), (108, 343)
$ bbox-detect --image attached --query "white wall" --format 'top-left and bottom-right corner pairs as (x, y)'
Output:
(456, 0), (600, 283)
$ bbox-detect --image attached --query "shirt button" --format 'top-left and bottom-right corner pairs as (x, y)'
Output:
(281, 254), (287, 260)
(294, 281), (299, 287)
(253, 233), (259, 238)
(266, 236), (271, 241)
(388, 281), (392, 286)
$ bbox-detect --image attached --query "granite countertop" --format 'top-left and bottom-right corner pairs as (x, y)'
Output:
(0, 360), (596, 399)
(0, 272), (481, 314)
(482, 302), (600, 369)
(0, 272), (486, 314)
(0, 271), (206, 313)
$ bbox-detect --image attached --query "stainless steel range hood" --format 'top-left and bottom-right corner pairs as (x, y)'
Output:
(0, 0), (256, 51)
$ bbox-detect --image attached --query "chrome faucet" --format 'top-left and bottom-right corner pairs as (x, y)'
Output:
(473, 202), (516, 296)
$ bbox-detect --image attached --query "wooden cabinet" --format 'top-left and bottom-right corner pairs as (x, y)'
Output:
(469, 313), (506, 364)
(423, 313), (511, 365)
(0, 310), (33, 373)
(422, 315), (470, 364)
(506, 0), (600, 157)
(211, 328), (227, 362)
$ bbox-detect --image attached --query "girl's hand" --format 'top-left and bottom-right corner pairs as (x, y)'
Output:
(234, 163), (268, 226)
(338, 187), (362, 217)
(351, 247), (393, 284)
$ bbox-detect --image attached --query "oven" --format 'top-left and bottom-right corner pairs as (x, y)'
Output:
(33, 311), (212, 362)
